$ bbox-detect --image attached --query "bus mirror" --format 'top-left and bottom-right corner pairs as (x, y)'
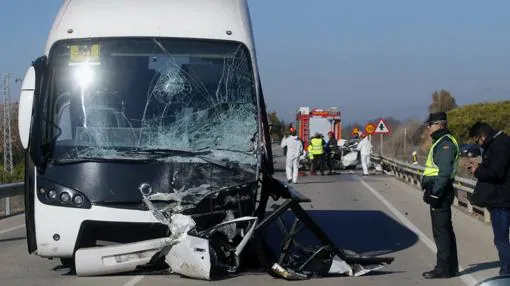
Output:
(18, 66), (36, 150)
(27, 55), (48, 167)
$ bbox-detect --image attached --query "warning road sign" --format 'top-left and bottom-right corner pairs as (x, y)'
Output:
(351, 127), (360, 136)
(365, 123), (375, 134)
(373, 118), (390, 134)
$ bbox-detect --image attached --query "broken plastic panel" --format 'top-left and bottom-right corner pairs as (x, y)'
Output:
(166, 217), (258, 280)
(75, 237), (171, 276)
(75, 186), (259, 279)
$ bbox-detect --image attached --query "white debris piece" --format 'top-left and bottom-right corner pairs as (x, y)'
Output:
(166, 235), (212, 280)
(328, 255), (353, 276)
(169, 213), (196, 241)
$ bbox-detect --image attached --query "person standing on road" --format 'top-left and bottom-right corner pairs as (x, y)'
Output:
(280, 127), (304, 184)
(326, 131), (338, 175)
(421, 112), (460, 279)
(309, 133), (326, 176)
(467, 121), (510, 275)
(357, 133), (373, 176)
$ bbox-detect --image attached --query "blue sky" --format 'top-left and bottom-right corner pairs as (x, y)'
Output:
(2, 0), (510, 124)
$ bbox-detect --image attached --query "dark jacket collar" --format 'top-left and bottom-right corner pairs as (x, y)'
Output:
(431, 128), (450, 141)
(482, 130), (501, 149)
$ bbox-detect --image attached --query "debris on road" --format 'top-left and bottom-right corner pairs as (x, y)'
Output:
(75, 175), (394, 280)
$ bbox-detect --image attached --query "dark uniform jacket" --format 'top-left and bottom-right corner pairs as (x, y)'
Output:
(327, 137), (338, 154)
(422, 129), (458, 208)
(470, 130), (510, 208)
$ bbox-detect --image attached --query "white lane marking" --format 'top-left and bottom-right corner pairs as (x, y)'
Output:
(352, 172), (478, 286)
(0, 224), (24, 235)
(124, 275), (145, 286)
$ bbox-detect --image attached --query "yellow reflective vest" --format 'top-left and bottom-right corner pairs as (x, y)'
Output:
(310, 138), (324, 155)
(423, 134), (460, 178)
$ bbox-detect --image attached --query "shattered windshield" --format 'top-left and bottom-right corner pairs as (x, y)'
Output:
(44, 38), (258, 165)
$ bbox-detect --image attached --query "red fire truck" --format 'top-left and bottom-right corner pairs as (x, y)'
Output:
(295, 107), (342, 149)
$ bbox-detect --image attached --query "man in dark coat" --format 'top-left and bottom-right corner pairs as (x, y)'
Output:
(421, 112), (460, 279)
(468, 121), (510, 275)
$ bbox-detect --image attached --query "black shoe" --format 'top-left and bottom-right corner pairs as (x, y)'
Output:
(422, 269), (455, 279)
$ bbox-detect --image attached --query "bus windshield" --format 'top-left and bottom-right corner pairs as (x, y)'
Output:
(43, 38), (259, 165)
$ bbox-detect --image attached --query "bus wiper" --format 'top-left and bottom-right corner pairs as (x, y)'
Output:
(197, 155), (255, 174)
(129, 148), (212, 157)
(52, 156), (151, 165)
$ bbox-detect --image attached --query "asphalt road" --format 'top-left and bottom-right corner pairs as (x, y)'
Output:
(0, 170), (500, 286)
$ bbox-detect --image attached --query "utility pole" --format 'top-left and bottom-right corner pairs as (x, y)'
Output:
(404, 127), (407, 158)
(2, 73), (13, 174)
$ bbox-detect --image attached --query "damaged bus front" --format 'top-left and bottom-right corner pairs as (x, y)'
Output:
(18, 0), (270, 268)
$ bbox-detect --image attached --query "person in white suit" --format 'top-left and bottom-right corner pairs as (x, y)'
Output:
(280, 127), (304, 184)
(356, 133), (373, 176)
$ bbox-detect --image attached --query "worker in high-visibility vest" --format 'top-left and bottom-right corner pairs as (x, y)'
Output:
(421, 112), (460, 279)
(309, 133), (325, 175)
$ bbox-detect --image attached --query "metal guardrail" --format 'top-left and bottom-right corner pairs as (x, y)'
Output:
(371, 154), (490, 223)
(0, 154), (485, 222)
(0, 182), (24, 218)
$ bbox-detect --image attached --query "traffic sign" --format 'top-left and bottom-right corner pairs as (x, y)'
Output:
(351, 127), (360, 136)
(373, 118), (390, 134)
(365, 123), (376, 134)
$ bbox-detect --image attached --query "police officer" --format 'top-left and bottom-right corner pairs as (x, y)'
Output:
(421, 112), (460, 279)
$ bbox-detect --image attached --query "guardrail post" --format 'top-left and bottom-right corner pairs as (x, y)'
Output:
(453, 196), (459, 207)
(484, 208), (491, 223)
(5, 197), (10, 216)
(466, 200), (473, 214)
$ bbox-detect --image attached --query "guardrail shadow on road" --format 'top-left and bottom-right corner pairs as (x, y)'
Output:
(261, 209), (418, 275)
(0, 236), (26, 243)
(459, 261), (500, 276)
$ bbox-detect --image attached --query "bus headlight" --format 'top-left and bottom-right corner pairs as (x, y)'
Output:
(73, 194), (84, 206)
(37, 179), (91, 209)
(60, 192), (71, 203)
(48, 190), (57, 199)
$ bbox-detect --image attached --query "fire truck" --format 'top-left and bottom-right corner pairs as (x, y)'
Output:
(295, 107), (342, 149)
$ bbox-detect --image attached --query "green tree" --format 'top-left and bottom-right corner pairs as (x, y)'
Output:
(447, 100), (510, 143)
(268, 111), (286, 141)
(429, 90), (457, 113)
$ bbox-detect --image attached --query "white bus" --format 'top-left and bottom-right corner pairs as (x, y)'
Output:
(18, 0), (272, 267)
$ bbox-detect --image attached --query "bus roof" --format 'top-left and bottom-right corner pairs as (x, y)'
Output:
(45, 0), (255, 55)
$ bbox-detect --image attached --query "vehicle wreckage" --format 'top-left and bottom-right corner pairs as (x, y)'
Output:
(74, 172), (394, 280)
(17, 0), (394, 280)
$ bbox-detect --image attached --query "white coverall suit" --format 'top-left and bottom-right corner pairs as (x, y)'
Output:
(281, 135), (304, 183)
(356, 136), (373, 175)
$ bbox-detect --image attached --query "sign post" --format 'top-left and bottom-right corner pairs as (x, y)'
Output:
(364, 123), (376, 144)
(373, 118), (391, 155)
